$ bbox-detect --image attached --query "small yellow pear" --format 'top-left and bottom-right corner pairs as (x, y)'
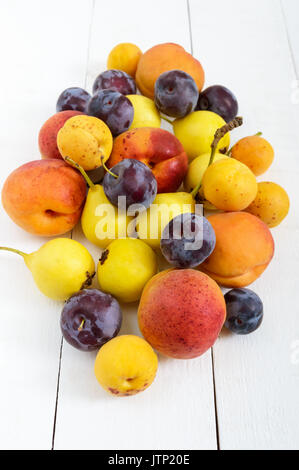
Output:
(97, 238), (157, 303)
(64, 157), (131, 249)
(0, 239), (95, 301)
(173, 111), (230, 161)
(81, 184), (131, 249)
(127, 95), (161, 129)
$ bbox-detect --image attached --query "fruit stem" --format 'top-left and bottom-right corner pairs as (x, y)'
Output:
(64, 157), (95, 189)
(0, 246), (27, 258)
(190, 116), (243, 199)
(78, 319), (85, 331)
(101, 157), (118, 179)
(191, 183), (202, 200)
(209, 116), (243, 166)
(162, 116), (174, 125)
(255, 131), (263, 136)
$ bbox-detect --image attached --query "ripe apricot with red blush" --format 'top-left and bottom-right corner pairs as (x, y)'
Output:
(138, 269), (226, 359)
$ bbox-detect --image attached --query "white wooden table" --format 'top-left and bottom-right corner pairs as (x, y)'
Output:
(0, 0), (298, 450)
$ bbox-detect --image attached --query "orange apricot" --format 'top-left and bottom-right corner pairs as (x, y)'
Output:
(245, 182), (290, 228)
(136, 43), (205, 99)
(231, 134), (274, 176)
(200, 212), (274, 288)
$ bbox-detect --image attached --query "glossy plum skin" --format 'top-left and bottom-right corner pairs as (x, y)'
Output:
(224, 288), (263, 335)
(60, 289), (122, 351)
(103, 159), (157, 209)
(160, 213), (216, 268)
(87, 89), (134, 136)
(154, 70), (199, 118)
(92, 69), (136, 95)
(196, 85), (238, 123)
(56, 87), (91, 113)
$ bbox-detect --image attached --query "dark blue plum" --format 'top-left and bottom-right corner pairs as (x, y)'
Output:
(87, 89), (134, 136)
(154, 70), (199, 118)
(224, 288), (263, 335)
(160, 213), (216, 268)
(196, 85), (238, 123)
(60, 289), (122, 351)
(56, 87), (91, 113)
(103, 159), (157, 210)
(92, 69), (136, 95)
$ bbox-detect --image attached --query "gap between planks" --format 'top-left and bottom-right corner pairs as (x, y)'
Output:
(186, 0), (194, 56)
(51, 337), (64, 450)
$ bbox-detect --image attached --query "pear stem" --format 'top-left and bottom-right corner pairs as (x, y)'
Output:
(190, 184), (202, 200)
(0, 246), (27, 258)
(190, 116), (244, 199)
(162, 116), (173, 125)
(101, 157), (118, 179)
(208, 116), (243, 166)
(64, 157), (95, 189)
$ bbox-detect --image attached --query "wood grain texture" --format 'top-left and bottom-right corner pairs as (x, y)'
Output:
(0, 0), (93, 450)
(189, 0), (299, 450)
(53, 0), (217, 451)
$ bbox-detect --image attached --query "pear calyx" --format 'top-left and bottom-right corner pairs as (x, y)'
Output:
(100, 250), (109, 265)
(80, 270), (95, 290)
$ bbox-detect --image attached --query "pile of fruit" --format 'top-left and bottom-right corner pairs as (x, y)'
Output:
(1, 42), (290, 397)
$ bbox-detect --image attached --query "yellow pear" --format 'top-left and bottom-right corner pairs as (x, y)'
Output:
(127, 95), (161, 129)
(82, 184), (131, 249)
(183, 115), (243, 210)
(97, 238), (157, 303)
(0, 238), (95, 301)
(65, 158), (131, 249)
(173, 111), (230, 161)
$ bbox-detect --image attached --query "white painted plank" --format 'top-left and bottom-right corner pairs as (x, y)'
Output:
(189, 0), (299, 450)
(0, 0), (93, 449)
(281, 0), (299, 77)
(281, 0), (299, 130)
(54, 0), (217, 450)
